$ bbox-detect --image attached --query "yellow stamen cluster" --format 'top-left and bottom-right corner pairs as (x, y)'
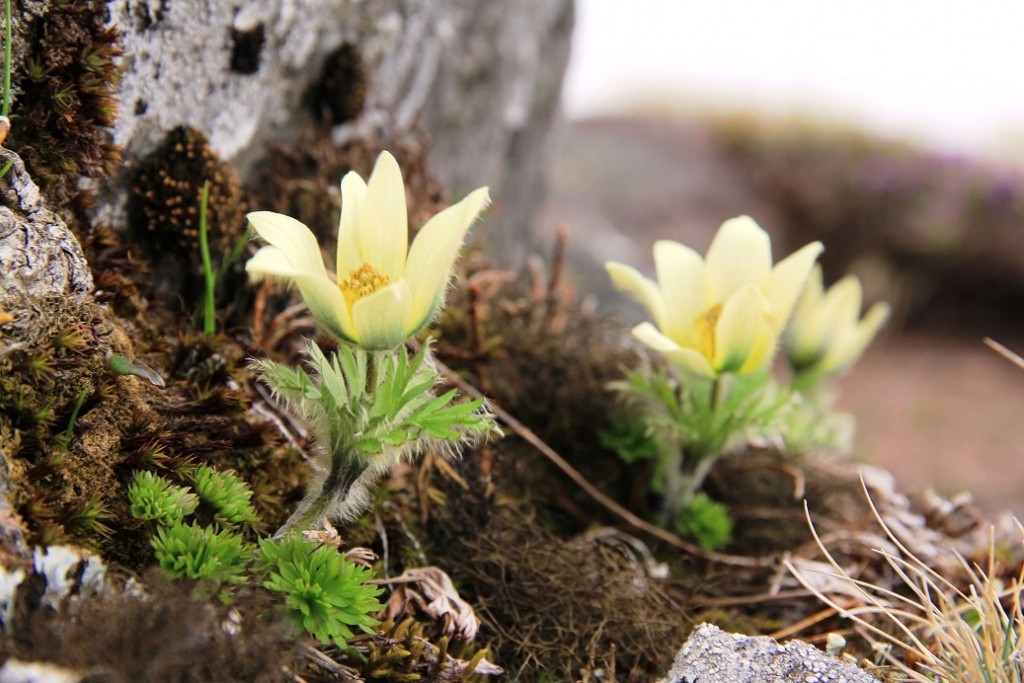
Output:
(339, 262), (390, 307)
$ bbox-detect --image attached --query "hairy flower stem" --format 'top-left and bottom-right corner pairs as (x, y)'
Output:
(660, 448), (720, 526)
(273, 353), (387, 539)
(677, 457), (718, 508)
(274, 450), (367, 539)
(365, 350), (381, 394)
(710, 376), (723, 413)
(660, 376), (729, 525)
(657, 445), (685, 526)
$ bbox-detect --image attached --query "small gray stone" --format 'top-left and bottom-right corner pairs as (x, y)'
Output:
(662, 623), (881, 683)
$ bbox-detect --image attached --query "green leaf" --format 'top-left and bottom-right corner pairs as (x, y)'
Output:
(407, 395), (489, 441)
(333, 344), (366, 401)
(396, 378), (438, 412)
(307, 341), (355, 410)
(355, 438), (383, 454)
(106, 352), (165, 387)
(381, 429), (408, 446)
(380, 345), (410, 408)
(254, 358), (320, 400)
(410, 387), (460, 419)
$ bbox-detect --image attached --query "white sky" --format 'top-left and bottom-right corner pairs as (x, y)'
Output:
(564, 1), (1024, 158)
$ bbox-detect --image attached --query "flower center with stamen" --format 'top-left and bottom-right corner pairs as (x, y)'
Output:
(339, 262), (390, 307)
(694, 303), (723, 361)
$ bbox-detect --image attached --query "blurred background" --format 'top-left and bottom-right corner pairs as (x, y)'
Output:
(540, 0), (1024, 515)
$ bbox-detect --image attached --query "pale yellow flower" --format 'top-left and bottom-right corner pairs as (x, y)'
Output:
(246, 151), (489, 350)
(785, 265), (890, 381)
(607, 216), (823, 378)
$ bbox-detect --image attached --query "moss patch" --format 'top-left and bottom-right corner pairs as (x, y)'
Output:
(6, 0), (122, 216)
(0, 294), (153, 552)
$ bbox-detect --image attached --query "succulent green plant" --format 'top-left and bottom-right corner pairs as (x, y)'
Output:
(152, 521), (251, 600)
(673, 493), (733, 551)
(127, 471), (200, 527)
(192, 464), (259, 526)
(257, 533), (383, 647)
(127, 470), (384, 641)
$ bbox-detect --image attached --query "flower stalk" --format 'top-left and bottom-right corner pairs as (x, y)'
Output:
(273, 444), (367, 539)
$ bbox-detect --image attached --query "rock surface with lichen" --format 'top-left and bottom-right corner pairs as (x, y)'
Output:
(662, 623), (881, 683)
(0, 147), (93, 300)
(98, 0), (573, 264)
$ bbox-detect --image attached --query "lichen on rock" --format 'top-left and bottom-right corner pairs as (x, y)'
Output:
(0, 147), (93, 299)
(663, 623), (882, 683)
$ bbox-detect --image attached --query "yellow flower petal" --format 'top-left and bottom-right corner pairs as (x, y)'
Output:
(653, 240), (705, 343)
(360, 151), (408, 280)
(714, 285), (768, 373)
(337, 170), (368, 276)
(607, 215), (828, 378)
(245, 245), (302, 280)
(705, 216), (772, 303)
(632, 322), (715, 378)
(786, 265), (827, 363)
(405, 187), (490, 330)
(737, 320), (779, 375)
(350, 280), (414, 350)
(855, 301), (891, 350)
(245, 214), (357, 342)
(762, 240), (824, 329)
(824, 276), (863, 329)
(247, 211), (327, 277)
(818, 301), (890, 376)
(292, 273), (358, 344)
(606, 262), (670, 335)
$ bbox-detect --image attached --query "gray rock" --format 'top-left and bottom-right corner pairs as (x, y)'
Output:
(0, 147), (93, 300)
(414, 1), (574, 264)
(98, 0), (573, 264)
(662, 623), (881, 683)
